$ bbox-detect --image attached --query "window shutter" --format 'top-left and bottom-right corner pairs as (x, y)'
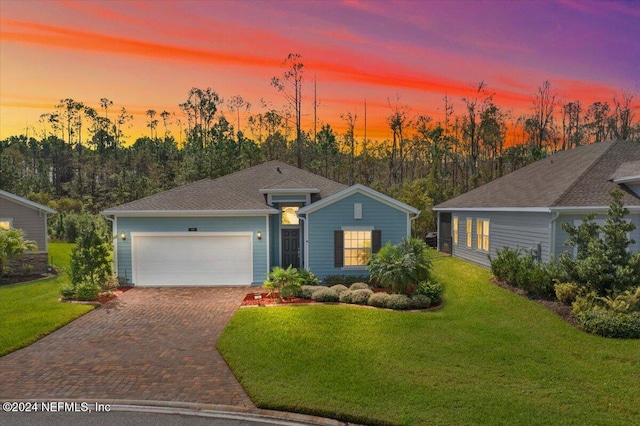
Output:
(372, 230), (382, 253)
(334, 230), (344, 267)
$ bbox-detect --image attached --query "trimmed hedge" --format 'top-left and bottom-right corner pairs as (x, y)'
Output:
(349, 282), (370, 291)
(350, 289), (373, 305)
(330, 284), (349, 295)
(311, 287), (339, 302)
(368, 292), (391, 308)
(577, 309), (640, 339)
(385, 294), (411, 310)
(410, 294), (432, 309)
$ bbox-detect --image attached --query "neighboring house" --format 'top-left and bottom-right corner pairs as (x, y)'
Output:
(101, 161), (419, 286)
(0, 189), (56, 274)
(433, 140), (640, 268)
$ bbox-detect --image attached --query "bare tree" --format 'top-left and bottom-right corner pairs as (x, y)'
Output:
(272, 53), (304, 167)
(527, 80), (557, 149)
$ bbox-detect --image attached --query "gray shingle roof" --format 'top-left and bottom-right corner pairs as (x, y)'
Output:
(435, 140), (640, 210)
(102, 161), (347, 213)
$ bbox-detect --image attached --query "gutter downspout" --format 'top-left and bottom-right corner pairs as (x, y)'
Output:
(409, 212), (420, 238)
(549, 211), (560, 261)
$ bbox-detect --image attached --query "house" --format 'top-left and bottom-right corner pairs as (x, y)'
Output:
(101, 161), (419, 286)
(0, 189), (56, 274)
(433, 140), (640, 268)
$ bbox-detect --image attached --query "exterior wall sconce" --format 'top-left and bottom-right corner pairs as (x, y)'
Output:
(120, 232), (127, 241)
(256, 230), (262, 240)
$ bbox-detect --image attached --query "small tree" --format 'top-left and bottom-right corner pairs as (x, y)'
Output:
(263, 265), (303, 300)
(560, 189), (640, 295)
(0, 228), (37, 278)
(69, 215), (112, 287)
(368, 238), (432, 294)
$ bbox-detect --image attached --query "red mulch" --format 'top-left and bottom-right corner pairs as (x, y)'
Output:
(95, 286), (133, 304)
(241, 291), (316, 306)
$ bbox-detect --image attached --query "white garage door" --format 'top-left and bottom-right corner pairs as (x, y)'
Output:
(132, 233), (252, 286)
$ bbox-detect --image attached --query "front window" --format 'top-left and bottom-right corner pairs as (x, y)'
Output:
(476, 219), (489, 252)
(466, 218), (472, 248)
(452, 216), (459, 245)
(344, 230), (372, 266)
(281, 206), (299, 225)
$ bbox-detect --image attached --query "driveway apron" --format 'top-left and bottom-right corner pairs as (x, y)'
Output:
(0, 287), (254, 408)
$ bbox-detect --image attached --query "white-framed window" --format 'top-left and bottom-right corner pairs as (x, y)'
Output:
(344, 230), (372, 266)
(476, 219), (490, 252)
(452, 216), (459, 245)
(466, 218), (472, 248)
(0, 218), (12, 230)
(281, 206), (300, 225)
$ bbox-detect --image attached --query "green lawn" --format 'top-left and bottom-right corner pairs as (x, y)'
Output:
(218, 257), (640, 426)
(0, 242), (94, 357)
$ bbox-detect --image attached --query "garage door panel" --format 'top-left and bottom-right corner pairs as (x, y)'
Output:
(133, 234), (252, 286)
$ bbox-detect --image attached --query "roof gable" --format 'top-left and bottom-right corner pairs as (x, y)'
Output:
(434, 141), (640, 211)
(102, 161), (347, 214)
(0, 189), (56, 214)
(297, 184), (420, 215)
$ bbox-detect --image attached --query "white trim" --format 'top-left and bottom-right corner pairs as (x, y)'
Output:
(100, 209), (278, 217)
(465, 217), (473, 249)
(130, 231), (253, 286)
(114, 216), (119, 279)
(299, 214), (310, 271)
(452, 216), (459, 246)
(265, 215), (270, 275)
(433, 206), (551, 212)
(613, 175), (640, 184)
(340, 225), (374, 231)
(476, 218), (490, 252)
(259, 188), (320, 194)
(298, 184), (420, 215)
(342, 228), (374, 268)
(0, 189), (56, 214)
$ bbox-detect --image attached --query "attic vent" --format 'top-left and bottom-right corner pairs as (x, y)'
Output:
(354, 203), (362, 220)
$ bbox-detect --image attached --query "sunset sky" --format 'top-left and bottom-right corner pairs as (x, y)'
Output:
(1, 0), (638, 143)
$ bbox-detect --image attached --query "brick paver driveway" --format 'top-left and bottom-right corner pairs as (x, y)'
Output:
(0, 287), (254, 408)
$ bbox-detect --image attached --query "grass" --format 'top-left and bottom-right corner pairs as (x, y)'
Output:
(0, 242), (94, 357)
(218, 257), (640, 425)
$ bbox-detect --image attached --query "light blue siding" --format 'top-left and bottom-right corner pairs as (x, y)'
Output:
(451, 211), (552, 268)
(306, 193), (409, 278)
(553, 213), (640, 257)
(270, 194), (307, 203)
(115, 216), (268, 285)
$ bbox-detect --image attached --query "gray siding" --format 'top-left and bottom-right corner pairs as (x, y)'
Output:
(0, 197), (49, 252)
(306, 193), (409, 278)
(450, 211), (552, 268)
(554, 213), (640, 257)
(115, 216), (269, 285)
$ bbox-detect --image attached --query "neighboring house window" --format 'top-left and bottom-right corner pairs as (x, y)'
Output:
(281, 206), (300, 225)
(452, 216), (459, 245)
(476, 219), (490, 252)
(0, 218), (12, 230)
(466, 218), (472, 248)
(334, 230), (382, 267)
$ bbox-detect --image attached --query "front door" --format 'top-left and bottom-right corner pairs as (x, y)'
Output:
(281, 228), (300, 268)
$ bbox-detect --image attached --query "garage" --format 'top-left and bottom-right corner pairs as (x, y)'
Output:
(131, 233), (252, 286)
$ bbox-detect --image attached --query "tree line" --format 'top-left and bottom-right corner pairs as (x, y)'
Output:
(1, 54), (638, 237)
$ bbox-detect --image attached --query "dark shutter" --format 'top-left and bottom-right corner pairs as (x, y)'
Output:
(372, 230), (382, 253)
(334, 230), (344, 267)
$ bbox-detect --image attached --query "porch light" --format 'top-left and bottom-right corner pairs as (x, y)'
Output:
(120, 232), (127, 241)
(256, 230), (262, 240)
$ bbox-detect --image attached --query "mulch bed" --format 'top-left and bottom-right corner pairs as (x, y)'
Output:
(491, 278), (579, 328)
(241, 291), (317, 306)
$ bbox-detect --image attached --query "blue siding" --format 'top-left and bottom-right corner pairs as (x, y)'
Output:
(554, 213), (640, 257)
(271, 195), (307, 203)
(450, 211), (552, 268)
(115, 216), (268, 284)
(306, 193), (409, 278)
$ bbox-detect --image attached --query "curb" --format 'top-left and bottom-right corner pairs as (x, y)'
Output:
(2, 399), (356, 426)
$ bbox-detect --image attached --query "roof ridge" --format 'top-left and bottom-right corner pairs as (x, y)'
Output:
(552, 141), (617, 207)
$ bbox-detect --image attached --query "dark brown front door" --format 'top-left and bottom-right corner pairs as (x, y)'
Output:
(282, 228), (300, 268)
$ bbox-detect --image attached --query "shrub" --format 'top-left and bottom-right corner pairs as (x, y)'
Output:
(489, 247), (555, 297)
(69, 215), (112, 287)
(577, 309), (640, 339)
(598, 287), (640, 313)
(311, 287), (339, 302)
(22, 264), (34, 276)
(323, 274), (370, 286)
(410, 294), (432, 309)
(350, 289), (373, 305)
(299, 285), (325, 299)
(263, 265), (303, 299)
(339, 290), (353, 303)
(76, 282), (101, 301)
(298, 269), (321, 286)
(0, 228), (37, 277)
(60, 286), (76, 300)
(330, 284), (349, 294)
(368, 292), (391, 308)
(572, 291), (599, 316)
(349, 282), (370, 290)
(416, 279), (443, 302)
(554, 282), (579, 305)
(368, 237), (432, 295)
(489, 247), (523, 284)
(385, 294), (411, 310)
